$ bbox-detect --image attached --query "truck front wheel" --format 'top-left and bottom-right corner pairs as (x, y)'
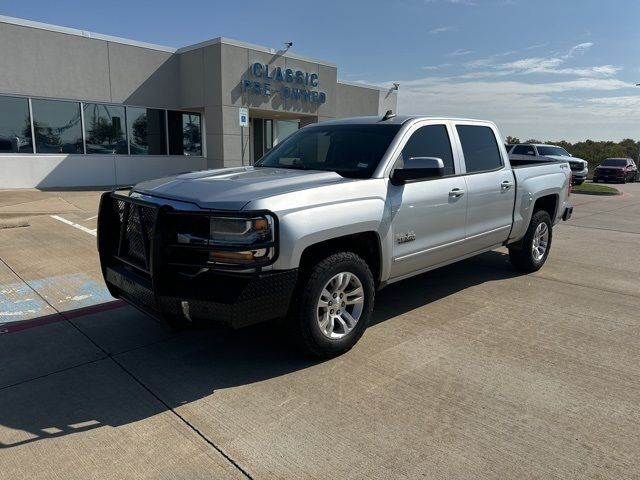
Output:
(508, 210), (553, 272)
(290, 252), (375, 358)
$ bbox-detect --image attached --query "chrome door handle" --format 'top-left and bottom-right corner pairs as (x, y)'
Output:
(501, 181), (514, 190)
(449, 188), (465, 197)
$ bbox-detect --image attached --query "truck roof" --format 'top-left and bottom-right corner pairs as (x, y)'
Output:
(312, 115), (496, 126)
(512, 143), (563, 148)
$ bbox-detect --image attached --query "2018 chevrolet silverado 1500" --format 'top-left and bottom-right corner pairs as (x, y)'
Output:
(98, 114), (573, 357)
(507, 143), (588, 185)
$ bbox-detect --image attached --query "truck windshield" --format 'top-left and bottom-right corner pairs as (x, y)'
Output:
(255, 124), (401, 179)
(601, 159), (627, 167)
(536, 146), (571, 157)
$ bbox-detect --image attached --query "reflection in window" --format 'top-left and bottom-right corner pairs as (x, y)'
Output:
(0, 95), (33, 153)
(168, 111), (202, 156)
(84, 103), (127, 154)
(275, 120), (299, 146)
(31, 99), (83, 154)
(127, 107), (167, 155)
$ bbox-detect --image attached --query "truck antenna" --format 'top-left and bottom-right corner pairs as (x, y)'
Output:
(382, 110), (396, 121)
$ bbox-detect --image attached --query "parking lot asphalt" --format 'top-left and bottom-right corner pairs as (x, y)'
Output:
(1, 184), (639, 479)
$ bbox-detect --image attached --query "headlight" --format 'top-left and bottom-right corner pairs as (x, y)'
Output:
(175, 214), (276, 267)
(209, 216), (273, 245)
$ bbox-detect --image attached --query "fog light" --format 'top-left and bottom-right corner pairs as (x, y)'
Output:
(208, 248), (268, 263)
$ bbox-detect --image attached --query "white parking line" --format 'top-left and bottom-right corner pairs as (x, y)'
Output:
(50, 215), (97, 237)
(86, 215), (98, 221)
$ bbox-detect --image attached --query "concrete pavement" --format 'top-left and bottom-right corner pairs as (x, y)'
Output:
(1, 184), (639, 479)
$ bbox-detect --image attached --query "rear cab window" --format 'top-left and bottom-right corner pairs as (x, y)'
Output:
(512, 145), (535, 156)
(456, 125), (503, 173)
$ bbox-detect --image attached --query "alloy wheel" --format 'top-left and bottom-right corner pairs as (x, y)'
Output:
(316, 272), (365, 339)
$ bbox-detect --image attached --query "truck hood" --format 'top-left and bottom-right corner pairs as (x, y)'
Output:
(545, 155), (587, 166)
(132, 166), (350, 210)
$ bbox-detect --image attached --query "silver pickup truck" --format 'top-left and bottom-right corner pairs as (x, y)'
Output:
(97, 115), (573, 357)
(507, 143), (589, 185)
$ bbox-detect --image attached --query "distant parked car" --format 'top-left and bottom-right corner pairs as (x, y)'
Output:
(508, 143), (588, 185)
(593, 158), (638, 183)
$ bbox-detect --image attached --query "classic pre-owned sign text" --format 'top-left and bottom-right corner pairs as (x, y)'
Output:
(242, 62), (327, 104)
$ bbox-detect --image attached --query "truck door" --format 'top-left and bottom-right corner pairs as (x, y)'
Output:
(388, 123), (468, 280)
(454, 123), (515, 252)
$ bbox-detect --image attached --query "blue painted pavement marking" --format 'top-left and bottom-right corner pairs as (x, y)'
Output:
(0, 273), (113, 324)
(0, 282), (53, 323)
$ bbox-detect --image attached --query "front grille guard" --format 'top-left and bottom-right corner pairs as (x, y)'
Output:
(97, 190), (280, 282)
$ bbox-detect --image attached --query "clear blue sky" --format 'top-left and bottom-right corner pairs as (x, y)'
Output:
(3, 0), (639, 141)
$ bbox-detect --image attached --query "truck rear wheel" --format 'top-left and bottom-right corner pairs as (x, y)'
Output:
(509, 210), (553, 272)
(290, 252), (375, 358)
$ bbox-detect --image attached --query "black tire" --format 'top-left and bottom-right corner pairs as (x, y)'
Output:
(508, 210), (553, 272)
(289, 252), (375, 358)
(574, 180), (584, 186)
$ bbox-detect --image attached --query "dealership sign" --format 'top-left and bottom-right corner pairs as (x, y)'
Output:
(242, 62), (327, 104)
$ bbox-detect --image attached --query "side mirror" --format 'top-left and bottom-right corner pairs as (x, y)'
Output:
(569, 153), (573, 157)
(392, 157), (445, 184)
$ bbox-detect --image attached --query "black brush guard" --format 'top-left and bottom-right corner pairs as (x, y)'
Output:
(97, 190), (297, 328)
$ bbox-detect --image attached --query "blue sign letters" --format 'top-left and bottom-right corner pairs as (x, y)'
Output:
(243, 62), (327, 104)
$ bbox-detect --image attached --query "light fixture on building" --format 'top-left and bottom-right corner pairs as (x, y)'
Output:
(284, 41), (293, 51)
(392, 83), (400, 90)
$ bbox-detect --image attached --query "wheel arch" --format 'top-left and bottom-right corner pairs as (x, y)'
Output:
(298, 231), (383, 287)
(533, 193), (559, 221)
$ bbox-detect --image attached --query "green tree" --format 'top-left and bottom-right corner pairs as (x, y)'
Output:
(505, 135), (520, 144)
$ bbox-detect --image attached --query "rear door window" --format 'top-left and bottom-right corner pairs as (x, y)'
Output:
(456, 125), (503, 173)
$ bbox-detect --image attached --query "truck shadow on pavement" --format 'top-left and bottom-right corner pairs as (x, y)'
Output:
(0, 250), (523, 449)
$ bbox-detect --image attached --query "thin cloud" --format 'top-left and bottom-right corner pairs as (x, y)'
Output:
(459, 42), (615, 78)
(429, 26), (457, 34)
(421, 63), (454, 70)
(448, 49), (474, 56)
(562, 42), (593, 59)
(425, 0), (477, 5)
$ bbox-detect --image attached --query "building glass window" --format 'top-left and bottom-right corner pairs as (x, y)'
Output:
(0, 95), (33, 153)
(127, 107), (167, 155)
(31, 99), (83, 154)
(84, 103), (127, 154)
(168, 111), (202, 156)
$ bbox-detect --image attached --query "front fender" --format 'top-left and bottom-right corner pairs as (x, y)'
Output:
(244, 179), (391, 273)
(273, 197), (386, 271)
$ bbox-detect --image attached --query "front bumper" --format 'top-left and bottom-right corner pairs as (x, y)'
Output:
(97, 191), (297, 328)
(571, 169), (588, 182)
(593, 170), (625, 182)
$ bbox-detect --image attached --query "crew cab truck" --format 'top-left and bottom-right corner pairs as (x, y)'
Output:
(97, 115), (573, 357)
(507, 143), (588, 185)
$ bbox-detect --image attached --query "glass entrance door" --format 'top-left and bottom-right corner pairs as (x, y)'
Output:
(251, 118), (299, 164)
